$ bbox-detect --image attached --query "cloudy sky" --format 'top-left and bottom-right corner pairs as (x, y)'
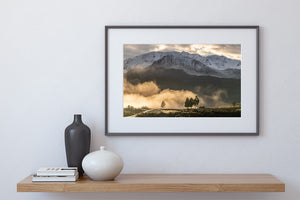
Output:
(124, 44), (241, 60)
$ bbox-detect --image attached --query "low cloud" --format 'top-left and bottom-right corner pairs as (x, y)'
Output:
(124, 89), (199, 109)
(124, 79), (160, 97)
(124, 79), (199, 108)
(124, 79), (229, 108)
(209, 90), (228, 107)
(194, 86), (228, 107)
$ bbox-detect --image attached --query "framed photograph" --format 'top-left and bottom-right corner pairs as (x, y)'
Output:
(105, 26), (259, 136)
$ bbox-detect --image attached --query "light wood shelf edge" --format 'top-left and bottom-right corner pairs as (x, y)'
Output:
(17, 174), (285, 192)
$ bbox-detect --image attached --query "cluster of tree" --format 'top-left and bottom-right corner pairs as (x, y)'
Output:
(184, 96), (199, 108)
(232, 101), (237, 107)
(127, 105), (150, 110)
(161, 100), (166, 108)
(127, 105), (134, 109)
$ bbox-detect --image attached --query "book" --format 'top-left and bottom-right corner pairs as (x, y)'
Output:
(32, 172), (79, 182)
(37, 167), (78, 176)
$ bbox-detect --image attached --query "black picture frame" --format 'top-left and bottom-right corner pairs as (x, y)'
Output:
(105, 26), (259, 136)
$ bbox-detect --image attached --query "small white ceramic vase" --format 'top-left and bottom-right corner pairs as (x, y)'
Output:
(82, 146), (123, 181)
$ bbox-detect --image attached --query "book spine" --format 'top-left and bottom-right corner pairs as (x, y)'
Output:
(32, 173), (78, 182)
(36, 171), (76, 176)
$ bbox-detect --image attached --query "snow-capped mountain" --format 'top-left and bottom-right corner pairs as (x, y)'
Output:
(205, 55), (241, 70)
(124, 51), (241, 79)
(124, 51), (177, 72)
(151, 55), (240, 79)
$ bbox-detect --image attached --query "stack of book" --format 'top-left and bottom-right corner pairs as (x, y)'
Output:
(32, 167), (79, 182)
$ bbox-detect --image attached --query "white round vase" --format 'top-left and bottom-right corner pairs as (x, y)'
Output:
(82, 146), (123, 181)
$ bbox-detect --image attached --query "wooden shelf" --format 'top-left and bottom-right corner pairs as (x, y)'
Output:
(17, 174), (285, 192)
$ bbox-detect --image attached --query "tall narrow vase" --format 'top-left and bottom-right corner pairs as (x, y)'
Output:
(65, 114), (91, 176)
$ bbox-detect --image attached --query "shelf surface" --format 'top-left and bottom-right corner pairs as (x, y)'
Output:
(17, 174), (285, 192)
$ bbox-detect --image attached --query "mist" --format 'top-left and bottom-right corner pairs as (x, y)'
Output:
(123, 79), (230, 109)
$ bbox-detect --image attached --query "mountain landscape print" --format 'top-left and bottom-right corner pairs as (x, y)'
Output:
(123, 44), (241, 117)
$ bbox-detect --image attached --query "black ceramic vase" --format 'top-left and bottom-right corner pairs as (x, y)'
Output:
(65, 114), (91, 176)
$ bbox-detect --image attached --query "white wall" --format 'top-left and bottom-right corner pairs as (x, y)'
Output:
(0, 0), (299, 199)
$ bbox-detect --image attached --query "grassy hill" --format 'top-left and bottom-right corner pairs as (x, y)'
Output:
(124, 106), (241, 118)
